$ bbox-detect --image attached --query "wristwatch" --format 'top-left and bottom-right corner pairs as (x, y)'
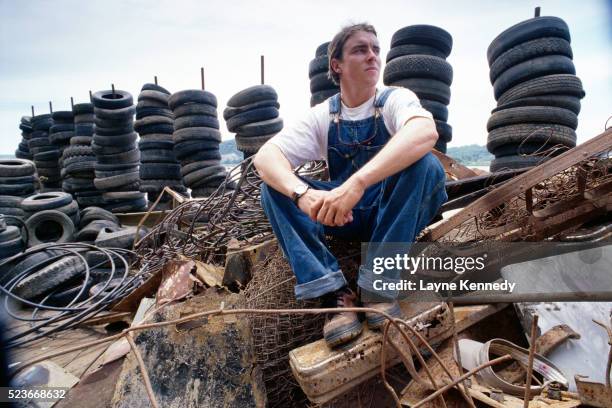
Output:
(292, 183), (310, 204)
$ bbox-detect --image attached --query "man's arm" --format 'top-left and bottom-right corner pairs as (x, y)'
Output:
(313, 116), (438, 226)
(253, 143), (304, 198)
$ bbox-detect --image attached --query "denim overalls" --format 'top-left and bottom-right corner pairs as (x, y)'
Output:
(261, 88), (447, 300)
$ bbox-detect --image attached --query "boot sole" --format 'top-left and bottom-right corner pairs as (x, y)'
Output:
(324, 320), (363, 348)
(366, 302), (402, 330)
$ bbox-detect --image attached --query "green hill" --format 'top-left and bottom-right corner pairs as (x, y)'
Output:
(446, 145), (493, 166)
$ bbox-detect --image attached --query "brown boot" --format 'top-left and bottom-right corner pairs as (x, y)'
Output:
(363, 301), (403, 330)
(323, 287), (363, 348)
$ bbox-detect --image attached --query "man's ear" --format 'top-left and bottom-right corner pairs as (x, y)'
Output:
(330, 58), (342, 74)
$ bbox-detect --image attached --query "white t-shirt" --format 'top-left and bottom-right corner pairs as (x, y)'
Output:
(268, 86), (433, 168)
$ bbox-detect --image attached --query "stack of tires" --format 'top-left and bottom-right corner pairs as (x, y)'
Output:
(64, 102), (101, 208)
(0, 219), (25, 259)
(50, 110), (75, 176)
(382, 25), (454, 153)
(15, 116), (33, 160)
(0, 159), (37, 226)
(169, 90), (225, 198)
(309, 41), (340, 107)
(225, 85), (283, 159)
(22, 192), (78, 247)
(92, 89), (147, 213)
(30, 113), (61, 190)
(136, 83), (186, 208)
(486, 16), (584, 172)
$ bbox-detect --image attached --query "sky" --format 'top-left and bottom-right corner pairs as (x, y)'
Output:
(1, 0), (610, 154)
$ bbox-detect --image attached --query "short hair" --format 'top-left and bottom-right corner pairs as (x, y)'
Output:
(328, 23), (377, 85)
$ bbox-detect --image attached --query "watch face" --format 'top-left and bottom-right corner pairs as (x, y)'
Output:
(295, 184), (308, 195)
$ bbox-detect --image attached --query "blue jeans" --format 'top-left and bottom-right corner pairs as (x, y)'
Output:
(260, 153), (447, 300)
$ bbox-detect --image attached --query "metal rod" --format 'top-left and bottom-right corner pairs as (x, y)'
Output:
(523, 314), (539, 407)
(89, 90), (93, 102)
(154, 76), (158, 85)
(70, 97), (74, 110)
(31, 106), (34, 117)
(535, 7), (541, 17)
(201, 67), (205, 90)
(49, 101), (53, 113)
(260, 55), (264, 85)
(444, 291), (612, 304)
(111, 84), (116, 97)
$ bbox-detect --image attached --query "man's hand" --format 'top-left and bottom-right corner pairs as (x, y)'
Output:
(297, 179), (365, 227)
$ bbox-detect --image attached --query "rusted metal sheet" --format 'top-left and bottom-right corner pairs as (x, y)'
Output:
(575, 375), (612, 407)
(289, 303), (504, 404)
(423, 128), (612, 242)
(535, 325), (580, 356)
(156, 259), (196, 304)
(431, 150), (480, 180)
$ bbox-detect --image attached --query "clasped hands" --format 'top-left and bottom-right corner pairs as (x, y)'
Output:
(296, 179), (365, 227)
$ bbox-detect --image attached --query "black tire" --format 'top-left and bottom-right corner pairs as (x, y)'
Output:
(497, 74), (585, 105)
(92, 90), (133, 109)
(191, 187), (221, 197)
(140, 149), (177, 163)
(179, 159), (222, 177)
(0, 175), (35, 185)
(235, 134), (273, 153)
(0, 206), (26, 218)
(190, 172), (226, 188)
(0, 249), (64, 286)
(434, 139), (447, 154)
(309, 72), (338, 93)
(12, 255), (85, 300)
(63, 145), (93, 158)
(168, 90), (217, 110)
(137, 99), (168, 109)
(34, 150), (60, 161)
(315, 41), (330, 57)
(134, 115), (174, 129)
(0, 195), (23, 207)
(76, 195), (106, 208)
(74, 113), (95, 124)
(493, 55), (575, 100)
(493, 95), (582, 115)
(92, 132), (138, 147)
(420, 99), (448, 121)
(91, 142), (136, 155)
(140, 163), (181, 180)
(79, 206), (120, 228)
(308, 55), (329, 78)
(177, 149), (222, 164)
(94, 105), (136, 121)
(174, 115), (220, 131)
(49, 131), (74, 144)
(489, 37), (572, 83)
(49, 123), (74, 133)
(135, 107), (173, 120)
(174, 140), (220, 158)
(25, 210), (75, 247)
(487, 124), (576, 154)
(103, 191), (146, 201)
(0, 159), (35, 177)
(73, 103), (94, 115)
(138, 139), (174, 150)
(236, 117), (283, 137)
(487, 106), (578, 131)
(389, 78), (451, 105)
(96, 148), (140, 165)
(141, 83), (171, 94)
(490, 155), (551, 172)
(94, 116), (134, 130)
(140, 180), (184, 193)
(390, 25), (453, 57)
(0, 183), (35, 196)
(94, 122), (134, 136)
(227, 85), (278, 107)
(95, 226), (147, 248)
(384, 55), (453, 85)
(74, 123), (95, 136)
(173, 103), (217, 119)
(435, 120), (452, 143)
(310, 89), (339, 107)
(226, 107), (279, 133)
(493, 142), (573, 157)
(0, 236), (25, 259)
(173, 127), (221, 144)
(94, 171), (140, 190)
(223, 100), (280, 121)
(183, 165), (226, 187)
(64, 158), (96, 175)
(0, 225), (20, 243)
(103, 198), (147, 214)
(139, 133), (173, 143)
(386, 44), (447, 62)
(487, 16), (570, 65)
(94, 162), (138, 172)
(137, 90), (170, 104)
(21, 192), (72, 212)
(134, 122), (174, 135)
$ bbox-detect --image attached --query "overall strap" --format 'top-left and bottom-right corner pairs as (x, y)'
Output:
(328, 93), (341, 115)
(374, 87), (396, 108)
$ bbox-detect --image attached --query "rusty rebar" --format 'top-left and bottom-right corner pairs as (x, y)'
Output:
(523, 314), (539, 407)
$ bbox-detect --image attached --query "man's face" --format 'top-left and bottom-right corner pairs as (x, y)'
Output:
(332, 31), (381, 88)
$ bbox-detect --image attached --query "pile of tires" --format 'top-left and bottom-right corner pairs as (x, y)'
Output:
(0, 219), (25, 260)
(225, 85), (283, 159)
(136, 83), (186, 208)
(15, 116), (33, 160)
(21, 192), (78, 247)
(50, 110), (75, 178)
(0, 159), (38, 225)
(64, 102), (101, 208)
(486, 16), (584, 172)
(382, 25), (454, 153)
(309, 41), (340, 107)
(92, 89), (147, 213)
(169, 89), (225, 198)
(75, 206), (121, 243)
(30, 113), (61, 190)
